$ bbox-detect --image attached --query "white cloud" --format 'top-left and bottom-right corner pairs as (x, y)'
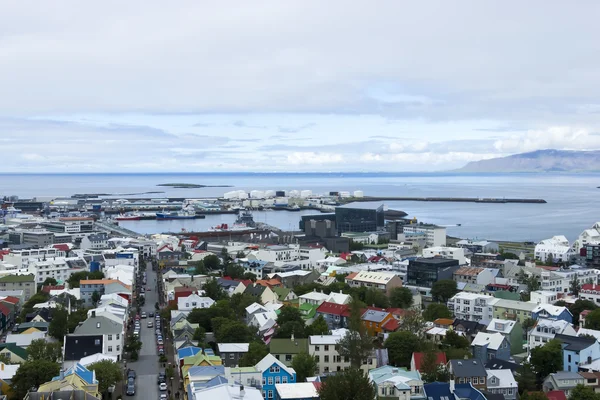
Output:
(286, 152), (344, 165)
(493, 127), (597, 153)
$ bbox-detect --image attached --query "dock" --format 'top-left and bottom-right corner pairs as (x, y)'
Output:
(343, 196), (547, 204)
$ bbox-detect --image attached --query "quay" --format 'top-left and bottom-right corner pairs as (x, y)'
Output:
(342, 196), (547, 204)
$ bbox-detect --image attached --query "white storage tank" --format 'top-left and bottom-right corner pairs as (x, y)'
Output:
(250, 190), (265, 199)
(288, 190), (300, 198)
(300, 190), (313, 198)
(224, 191), (238, 199)
(236, 190), (249, 199)
(263, 198), (275, 206)
(339, 191), (351, 198)
(353, 190), (364, 198)
(264, 190), (276, 198)
(274, 197), (289, 207)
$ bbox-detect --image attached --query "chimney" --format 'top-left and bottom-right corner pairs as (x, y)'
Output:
(239, 385), (245, 399)
(59, 369), (64, 379)
(91, 310), (96, 318)
(339, 290), (343, 294)
(291, 333), (295, 342)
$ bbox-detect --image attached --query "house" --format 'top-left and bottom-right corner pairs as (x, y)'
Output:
(532, 304), (573, 323)
(217, 343), (249, 368)
(486, 319), (523, 355)
(80, 279), (131, 307)
(368, 366), (425, 400)
(484, 359), (520, 372)
(0, 274), (36, 301)
(492, 299), (537, 324)
(555, 333), (600, 372)
(543, 371), (584, 396)
(580, 371), (600, 393)
(361, 310), (393, 336)
(217, 278), (246, 297)
(452, 319), (488, 342)
(309, 330), (378, 374)
(268, 270), (320, 288)
(0, 360), (19, 393)
(25, 391), (100, 400)
(345, 271), (403, 296)
(255, 354), (297, 400)
(71, 312), (124, 361)
(580, 284), (600, 305)
(244, 284), (278, 304)
(275, 382), (320, 400)
(190, 382), (263, 400)
(270, 337), (309, 367)
(448, 293), (497, 322)
(486, 369), (518, 400)
(535, 236), (573, 263)
(471, 332), (510, 361)
(80, 233), (109, 251)
(528, 318), (577, 353)
(315, 302), (350, 330)
(448, 359), (487, 390)
(423, 382), (456, 400)
(5, 331), (46, 348)
(177, 293), (215, 311)
(410, 352), (447, 373)
(456, 240), (499, 254)
(0, 343), (28, 363)
(272, 288), (298, 304)
(46, 363), (100, 398)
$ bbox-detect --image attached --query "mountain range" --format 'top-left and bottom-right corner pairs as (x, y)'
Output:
(455, 149), (600, 173)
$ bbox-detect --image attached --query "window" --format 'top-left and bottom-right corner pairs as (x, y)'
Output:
(282, 376), (287, 383)
(230, 354), (235, 359)
(285, 354), (292, 362)
(108, 334), (113, 340)
(325, 345), (329, 351)
(324, 356), (329, 362)
(275, 377), (280, 384)
(262, 377), (266, 385)
(95, 339), (101, 346)
(268, 390), (273, 399)
(274, 366), (280, 373)
(315, 355), (320, 362)
(315, 346), (320, 351)
(268, 377), (273, 385)
(262, 390), (266, 399)
(108, 346), (113, 352)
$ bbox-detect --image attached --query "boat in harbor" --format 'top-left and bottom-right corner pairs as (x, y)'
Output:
(209, 210), (256, 231)
(115, 213), (141, 221)
(156, 206), (198, 220)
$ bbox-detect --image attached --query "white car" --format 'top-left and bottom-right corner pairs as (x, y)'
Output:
(159, 383), (168, 391)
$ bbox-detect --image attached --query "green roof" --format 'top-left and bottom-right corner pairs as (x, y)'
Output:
(269, 338), (309, 355)
(0, 274), (35, 283)
(272, 287), (291, 300)
(0, 342), (28, 360)
(299, 303), (318, 319)
(493, 291), (521, 301)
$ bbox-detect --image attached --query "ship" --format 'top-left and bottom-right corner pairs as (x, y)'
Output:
(156, 206), (198, 220)
(209, 211), (256, 232)
(115, 213), (141, 221)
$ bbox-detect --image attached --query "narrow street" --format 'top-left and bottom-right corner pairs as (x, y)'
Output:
(127, 261), (161, 400)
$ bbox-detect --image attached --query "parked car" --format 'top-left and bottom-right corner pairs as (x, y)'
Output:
(157, 339), (163, 345)
(147, 321), (154, 328)
(159, 383), (167, 391)
(141, 312), (147, 318)
(149, 312), (155, 318)
(127, 369), (136, 380)
(155, 329), (161, 335)
(126, 383), (136, 396)
(158, 372), (166, 384)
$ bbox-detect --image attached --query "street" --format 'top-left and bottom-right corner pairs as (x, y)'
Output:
(127, 261), (161, 400)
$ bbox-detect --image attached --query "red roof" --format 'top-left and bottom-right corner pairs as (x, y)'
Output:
(411, 352), (447, 372)
(316, 302), (350, 317)
(0, 296), (19, 305)
(381, 318), (400, 332)
(193, 250), (207, 253)
(582, 284), (600, 292)
(546, 391), (564, 400)
(581, 310), (593, 317)
(0, 303), (11, 316)
(41, 285), (65, 294)
(312, 382), (322, 391)
(222, 276), (253, 287)
(339, 252), (351, 260)
(0, 250), (10, 261)
(345, 272), (358, 280)
(53, 244), (70, 252)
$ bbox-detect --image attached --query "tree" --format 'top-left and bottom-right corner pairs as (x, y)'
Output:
(398, 310), (426, 336)
(571, 277), (582, 296)
(125, 336), (143, 360)
(337, 298), (373, 369)
(349, 241), (365, 251)
(318, 368), (376, 400)
(530, 339), (563, 382)
(202, 278), (227, 301)
(229, 293), (256, 318)
(88, 360), (123, 395)
(48, 308), (69, 340)
(224, 264), (246, 279)
(390, 287), (413, 308)
(423, 303), (452, 321)
(585, 309), (600, 330)
(0, 354), (14, 365)
(27, 339), (62, 362)
(516, 363), (538, 394)
(291, 352), (318, 382)
(278, 306), (304, 325)
(203, 254), (221, 270)
(306, 315), (329, 336)
(430, 280), (458, 303)
(214, 320), (256, 343)
(236, 251), (246, 259)
(421, 351), (449, 383)
(67, 271), (105, 288)
(275, 321), (307, 339)
(239, 342), (269, 367)
(193, 327), (206, 342)
(41, 277), (58, 286)
(569, 384), (600, 400)
(570, 299), (598, 326)
(525, 275), (541, 293)
(522, 318), (536, 333)
(364, 288), (389, 308)
(521, 392), (552, 400)
(91, 290), (101, 306)
(546, 253), (554, 265)
(385, 331), (421, 367)
(67, 308), (89, 333)
(190, 260), (207, 275)
(11, 360), (60, 400)
(442, 330), (470, 350)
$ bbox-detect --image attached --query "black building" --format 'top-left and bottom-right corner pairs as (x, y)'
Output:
(64, 334), (104, 360)
(584, 244), (600, 269)
(335, 204), (384, 234)
(407, 257), (460, 288)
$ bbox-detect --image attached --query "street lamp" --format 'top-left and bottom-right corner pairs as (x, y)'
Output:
(170, 376), (174, 395)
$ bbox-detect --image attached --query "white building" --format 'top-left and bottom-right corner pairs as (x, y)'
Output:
(28, 257), (85, 284)
(530, 290), (559, 305)
(575, 223), (600, 251)
(486, 369), (518, 400)
(80, 233), (109, 251)
(247, 244), (327, 271)
(308, 330), (377, 374)
(298, 289), (351, 307)
(402, 224), (446, 247)
(528, 318), (577, 353)
(178, 293), (216, 311)
(423, 247), (467, 265)
(1, 247), (66, 268)
(535, 236), (573, 263)
(541, 267), (600, 293)
(447, 292), (498, 322)
(580, 284), (600, 305)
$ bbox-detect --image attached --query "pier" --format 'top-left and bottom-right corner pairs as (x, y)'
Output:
(342, 196), (547, 204)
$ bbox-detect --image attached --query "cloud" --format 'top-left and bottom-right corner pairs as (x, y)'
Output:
(286, 152), (344, 165)
(493, 127), (597, 153)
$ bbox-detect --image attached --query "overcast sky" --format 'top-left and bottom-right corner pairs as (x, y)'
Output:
(2, 1), (600, 172)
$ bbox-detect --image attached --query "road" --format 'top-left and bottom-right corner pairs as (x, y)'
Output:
(128, 261), (162, 400)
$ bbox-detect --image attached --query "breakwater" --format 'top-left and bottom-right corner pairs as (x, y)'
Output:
(345, 196), (547, 204)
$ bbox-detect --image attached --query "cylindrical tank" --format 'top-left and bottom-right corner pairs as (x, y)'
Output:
(353, 190), (364, 198)
(300, 190), (312, 198)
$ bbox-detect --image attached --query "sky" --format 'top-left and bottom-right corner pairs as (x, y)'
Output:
(2, 1), (600, 172)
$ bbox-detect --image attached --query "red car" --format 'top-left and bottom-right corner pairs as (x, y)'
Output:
(135, 315), (141, 320)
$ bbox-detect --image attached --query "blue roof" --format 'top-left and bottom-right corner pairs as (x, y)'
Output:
(187, 365), (225, 377)
(186, 376), (229, 400)
(203, 348), (215, 356)
(177, 346), (202, 359)
(454, 383), (486, 400)
(52, 363), (97, 385)
(424, 382), (454, 400)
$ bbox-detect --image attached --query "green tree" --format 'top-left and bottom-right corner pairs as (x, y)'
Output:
(275, 321), (307, 339)
(338, 297), (373, 369)
(445, 348), (472, 361)
(420, 351), (449, 383)
(349, 241), (365, 251)
(318, 368), (376, 400)
(390, 287), (413, 308)
(236, 251), (246, 259)
(278, 306), (304, 325)
(202, 278), (227, 301)
(569, 384), (600, 400)
(442, 330), (470, 349)
(67, 308), (89, 333)
(521, 392), (552, 400)
(525, 275), (541, 293)
(522, 318), (536, 333)
(11, 360), (60, 400)
(398, 310), (426, 336)
(67, 271), (104, 288)
(203, 254), (221, 270)
(125, 336), (143, 360)
(423, 303), (452, 321)
(291, 352), (318, 382)
(516, 363), (538, 394)
(430, 280), (458, 303)
(91, 290), (101, 306)
(48, 308), (69, 340)
(0, 354), (13, 365)
(88, 360), (123, 395)
(215, 320), (256, 343)
(530, 339), (562, 382)
(571, 277), (582, 296)
(364, 288), (389, 308)
(570, 299), (598, 326)
(224, 264), (246, 279)
(546, 253), (554, 265)
(27, 339), (62, 362)
(190, 260), (207, 275)
(385, 331), (421, 367)
(193, 327), (206, 342)
(239, 342), (269, 367)
(41, 277), (58, 286)
(585, 309), (600, 330)
(229, 293), (256, 318)
(306, 315), (329, 336)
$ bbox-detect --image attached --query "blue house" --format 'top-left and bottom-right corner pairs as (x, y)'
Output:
(423, 382), (456, 400)
(532, 304), (573, 324)
(52, 363), (97, 385)
(555, 334), (600, 372)
(471, 332), (511, 361)
(256, 354), (297, 400)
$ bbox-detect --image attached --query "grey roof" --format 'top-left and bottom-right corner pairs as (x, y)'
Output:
(449, 359), (487, 377)
(548, 371), (584, 381)
(74, 315), (122, 335)
(87, 233), (108, 242)
(361, 310), (389, 323)
(555, 334), (597, 351)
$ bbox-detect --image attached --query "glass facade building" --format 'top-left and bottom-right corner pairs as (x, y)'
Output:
(335, 204), (384, 234)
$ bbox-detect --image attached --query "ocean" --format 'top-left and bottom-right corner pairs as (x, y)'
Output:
(0, 172), (598, 242)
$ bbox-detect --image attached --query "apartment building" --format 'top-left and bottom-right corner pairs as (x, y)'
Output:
(345, 271), (403, 296)
(492, 299), (537, 324)
(541, 268), (600, 293)
(308, 332), (377, 374)
(579, 284), (600, 305)
(406, 258), (459, 289)
(1, 247), (66, 268)
(528, 318), (576, 353)
(535, 236), (573, 263)
(80, 233), (109, 251)
(0, 274), (36, 301)
(423, 247), (466, 265)
(447, 292), (497, 322)
(453, 267), (498, 286)
(402, 224), (446, 247)
(28, 258), (85, 284)
(44, 217), (94, 235)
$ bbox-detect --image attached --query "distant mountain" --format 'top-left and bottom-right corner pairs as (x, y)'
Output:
(455, 149), (600, 173)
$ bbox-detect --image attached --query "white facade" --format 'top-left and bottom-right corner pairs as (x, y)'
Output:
(422, 247), (466, 265)
(579, 284), (600, 305)
(528, 318), (577, 353)
(178, 293), (216, 311)
(576, 223), (600, 251)
(28, 257), (84, 284)
(530, 290), (559, 305)
(448, 292), (497, 322)
(2, 247), (66, 268)
(402, 225), (446, 247)
(309, 331), (376, 374)
(535, 236), (572, 263)
(541, 268), (600, 293)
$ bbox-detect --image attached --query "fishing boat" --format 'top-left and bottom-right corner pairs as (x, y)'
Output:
(209, 211), (256, 231)
(156, 206), (197, 220)
(115, 213), (141, 221)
